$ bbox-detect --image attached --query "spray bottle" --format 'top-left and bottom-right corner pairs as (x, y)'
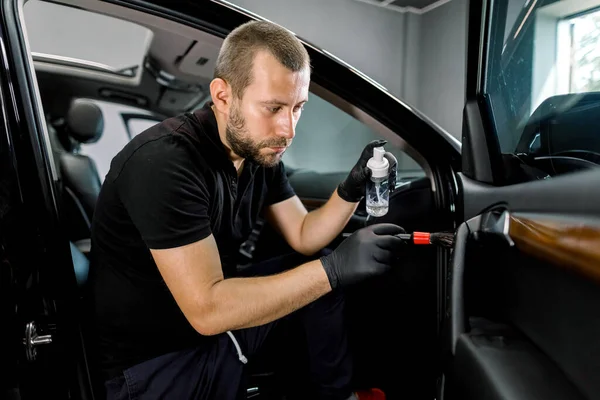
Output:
(365, 146), (390, 217)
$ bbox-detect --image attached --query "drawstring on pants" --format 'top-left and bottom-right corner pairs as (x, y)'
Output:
(226, 331), (248, 364)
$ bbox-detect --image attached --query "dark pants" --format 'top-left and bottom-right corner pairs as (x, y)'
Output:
(104, 250), (353, 400)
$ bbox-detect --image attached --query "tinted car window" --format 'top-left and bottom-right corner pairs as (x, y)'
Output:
(286, 93), (425, 181)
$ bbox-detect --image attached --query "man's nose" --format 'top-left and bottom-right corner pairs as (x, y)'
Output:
(277, 113), (296, 140)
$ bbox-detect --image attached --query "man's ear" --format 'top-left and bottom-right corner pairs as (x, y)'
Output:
(209, 78), (231, 114)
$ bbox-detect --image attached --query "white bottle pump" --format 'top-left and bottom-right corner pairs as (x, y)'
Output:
(366, 147), (389, 179)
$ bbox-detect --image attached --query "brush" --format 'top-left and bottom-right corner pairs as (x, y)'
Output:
(395, 231), (455, 248)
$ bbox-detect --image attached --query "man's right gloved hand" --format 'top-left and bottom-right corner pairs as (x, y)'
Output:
(320, 223), (406, 289)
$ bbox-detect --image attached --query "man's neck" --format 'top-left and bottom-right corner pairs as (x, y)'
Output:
(211, 105), (245, 173)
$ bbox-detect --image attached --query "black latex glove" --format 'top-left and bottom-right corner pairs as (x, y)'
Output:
(320, 223), (406, 289)
(337, 139), (398, 203)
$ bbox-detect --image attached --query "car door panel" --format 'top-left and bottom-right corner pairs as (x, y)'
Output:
(453, 319), (584, 400)
(289, 170), (444, 399)
(443, 164), (600, 400)
(252, 169), (444, 398)
(458, 171), (600, 219)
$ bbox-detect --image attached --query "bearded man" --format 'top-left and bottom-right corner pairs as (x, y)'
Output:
(88, 19), (401, 400)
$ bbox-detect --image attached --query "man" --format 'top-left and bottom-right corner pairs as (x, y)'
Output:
(87, 20), (403, 400)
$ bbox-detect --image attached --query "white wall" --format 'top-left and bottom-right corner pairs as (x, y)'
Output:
(229, 0), (415, 106)
(416, 0), (468, 139)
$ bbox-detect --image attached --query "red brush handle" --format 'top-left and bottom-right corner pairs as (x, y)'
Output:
(412, 232), (431, 245)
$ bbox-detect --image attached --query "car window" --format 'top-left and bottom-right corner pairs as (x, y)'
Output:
(286, 92), (425, 181)
(126, 117), (162, 139)
(485, 0), (600, 178)
(24, 1), (152, 79)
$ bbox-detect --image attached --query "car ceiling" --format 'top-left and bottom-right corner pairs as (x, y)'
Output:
(28, 0), (224, 119)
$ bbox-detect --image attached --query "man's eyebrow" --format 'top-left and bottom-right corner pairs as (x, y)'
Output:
(260, 99), (308, 106)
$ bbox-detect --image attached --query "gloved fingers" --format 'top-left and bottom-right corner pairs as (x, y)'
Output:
(369, 223), (406, 236)
(360, 164), (372, 180)
(372, 248), (396, 265)
(383, 152), (397, 192)
(375, 234), (405, 250)
(345, 165), (370, 194)
(383, 151), (397, 169)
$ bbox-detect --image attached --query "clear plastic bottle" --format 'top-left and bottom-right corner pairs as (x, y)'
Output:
(365, 146), (389, 217)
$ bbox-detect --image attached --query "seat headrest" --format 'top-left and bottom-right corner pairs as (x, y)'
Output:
(66, 99), (104, 144)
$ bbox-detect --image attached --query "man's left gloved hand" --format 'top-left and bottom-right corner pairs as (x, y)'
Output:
(337, 139), (398, 203)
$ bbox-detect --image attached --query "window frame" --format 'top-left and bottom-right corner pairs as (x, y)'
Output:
(556, 6), (600, 93)
(121, 113), (165, 140)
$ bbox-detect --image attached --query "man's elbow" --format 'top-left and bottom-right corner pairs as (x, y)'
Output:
(192, 322), (221, 336)
(292, 241), (320, 257)
(190, 314), (224, 336)
(188, 300), (225, 336)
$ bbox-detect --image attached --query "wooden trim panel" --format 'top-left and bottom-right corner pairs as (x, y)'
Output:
(509, 214), (600, 283)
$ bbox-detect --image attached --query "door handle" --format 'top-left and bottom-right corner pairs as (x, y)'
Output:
(23, 321), (53, 362)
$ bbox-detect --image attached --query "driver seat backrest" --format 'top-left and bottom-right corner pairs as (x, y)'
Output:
(59, 98), (104, 248)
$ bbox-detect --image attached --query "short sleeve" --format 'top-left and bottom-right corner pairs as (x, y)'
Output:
(265, 161), (296, 206)
(115, 135), (212, 249)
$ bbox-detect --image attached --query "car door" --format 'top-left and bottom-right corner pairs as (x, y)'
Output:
(0, 0), (91, 398)
(441, 0), (600, 399)
(246, 86), (451, 399)
(5, 0), (462, 397)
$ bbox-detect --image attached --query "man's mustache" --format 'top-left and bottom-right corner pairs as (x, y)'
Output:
(261, 139), (291, 148)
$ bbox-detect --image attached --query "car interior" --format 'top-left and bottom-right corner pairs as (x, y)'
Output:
(4, 0), (599, 399)
(21, 0), (452, 399)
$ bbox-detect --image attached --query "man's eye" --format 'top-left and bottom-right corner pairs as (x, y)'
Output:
(268, 107), (281, 113)
(293, 106), (304, 113)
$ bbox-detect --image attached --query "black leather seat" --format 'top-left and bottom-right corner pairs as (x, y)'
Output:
(46, 113), (91, 292)
(58, 99), (104, 252)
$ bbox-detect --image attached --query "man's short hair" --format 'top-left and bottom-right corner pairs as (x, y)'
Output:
(214, 20), (311, 99)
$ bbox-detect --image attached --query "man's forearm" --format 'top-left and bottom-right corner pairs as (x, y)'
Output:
(297, 189), (358, 255)
(194, 259), (331, 335)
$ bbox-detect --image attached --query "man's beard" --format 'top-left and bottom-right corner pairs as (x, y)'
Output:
(226, 104), (288, 168)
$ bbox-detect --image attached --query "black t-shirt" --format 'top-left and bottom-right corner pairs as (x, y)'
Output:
(87, 103), (295, 380)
